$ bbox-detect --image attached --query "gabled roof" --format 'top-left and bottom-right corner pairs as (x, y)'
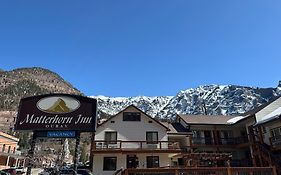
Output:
(98, 104), (170, 130)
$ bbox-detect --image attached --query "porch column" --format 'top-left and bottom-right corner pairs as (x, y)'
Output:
(227, 160), (232, 175)
(213, 126), (218, 145)
(258, 126), (264, 144)
(23, 158), (26, 167)
(6, 156), (10, 167)
(188, 136), (192, 148)
(15, 158), (19, 167)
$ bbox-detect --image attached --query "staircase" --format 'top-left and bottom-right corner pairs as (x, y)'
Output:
(256, 142), (281, 174)
(112, 168), (123, 175)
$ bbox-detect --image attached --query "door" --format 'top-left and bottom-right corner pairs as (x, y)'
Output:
(204, 131), (212, 145)
(127, 155), (138, 168)
(178, 158), (184, 166)
(215, 130), (222, 145)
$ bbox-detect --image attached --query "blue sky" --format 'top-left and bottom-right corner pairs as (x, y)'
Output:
(0, 0), (281, 96)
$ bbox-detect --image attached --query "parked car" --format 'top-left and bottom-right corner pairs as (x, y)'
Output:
(77, 169), (93, 175)
(0, 170), (10, 175)
(11, 167), (25, 174)
(59, 169), (75, 175)
(39, 167), (57, 175)
(2, 168), (17, 175)
(59, 169), (93, 175)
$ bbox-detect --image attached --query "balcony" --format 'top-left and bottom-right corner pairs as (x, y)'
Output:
(93, 140), (183, 153)
(191, 136), (249, 147)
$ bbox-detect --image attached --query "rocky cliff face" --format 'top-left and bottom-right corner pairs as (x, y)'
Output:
(0, 67), (82, 111)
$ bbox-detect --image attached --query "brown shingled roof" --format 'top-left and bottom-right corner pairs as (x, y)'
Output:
(178, 115), (235, 125)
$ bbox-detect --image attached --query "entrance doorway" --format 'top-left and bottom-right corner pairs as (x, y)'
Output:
(126, 155), (138, 168)
(204, 131), (212, 145)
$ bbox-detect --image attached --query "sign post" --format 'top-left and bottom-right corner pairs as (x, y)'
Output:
(73, 131), (80, 175)
(26, 133), (37, 175)
(14, 94), (97, 175)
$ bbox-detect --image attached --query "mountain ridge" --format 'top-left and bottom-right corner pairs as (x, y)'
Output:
(0, 67), (280, 122)
(94, 83), (281, 120)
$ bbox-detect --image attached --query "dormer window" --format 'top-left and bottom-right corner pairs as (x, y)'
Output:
(123, 112), (141, 121)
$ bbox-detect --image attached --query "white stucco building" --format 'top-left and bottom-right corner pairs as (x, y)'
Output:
(92, 105), (186, 175)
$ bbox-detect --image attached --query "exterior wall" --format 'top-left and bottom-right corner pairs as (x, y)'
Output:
(95, 106), (168, 146)
(0, 135), (18, 154)
(93, 153), (170, 175)
(262, 120), (281, 146)
(93, 154), (126, 175)
(93, 106), (170, 174)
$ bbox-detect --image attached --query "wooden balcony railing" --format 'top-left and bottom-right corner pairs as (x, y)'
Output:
(191, 136), (248, 146)
(93, 140), (182, 151)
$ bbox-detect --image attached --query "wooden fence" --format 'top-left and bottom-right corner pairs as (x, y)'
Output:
(122, 166), (277, 175)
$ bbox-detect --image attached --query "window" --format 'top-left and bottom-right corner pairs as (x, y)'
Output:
(103, 157), (117, 171)
(146, 132), (158, 144)
(193, 130), (201, 138)
(8, 146), (11, 153)
(146, 156), (159, 168)
(123, 112), (141, 121)
(105, 131), (117, 144)
(271, 127), (281, 138)
(2, 144), (5, 153)
(221, 130), (233, 139)
(262, 126), (267, 133)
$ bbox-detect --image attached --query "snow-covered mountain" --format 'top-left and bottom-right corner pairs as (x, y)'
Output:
(93, 82), (281, 120)
(93, 95), (172, 117)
